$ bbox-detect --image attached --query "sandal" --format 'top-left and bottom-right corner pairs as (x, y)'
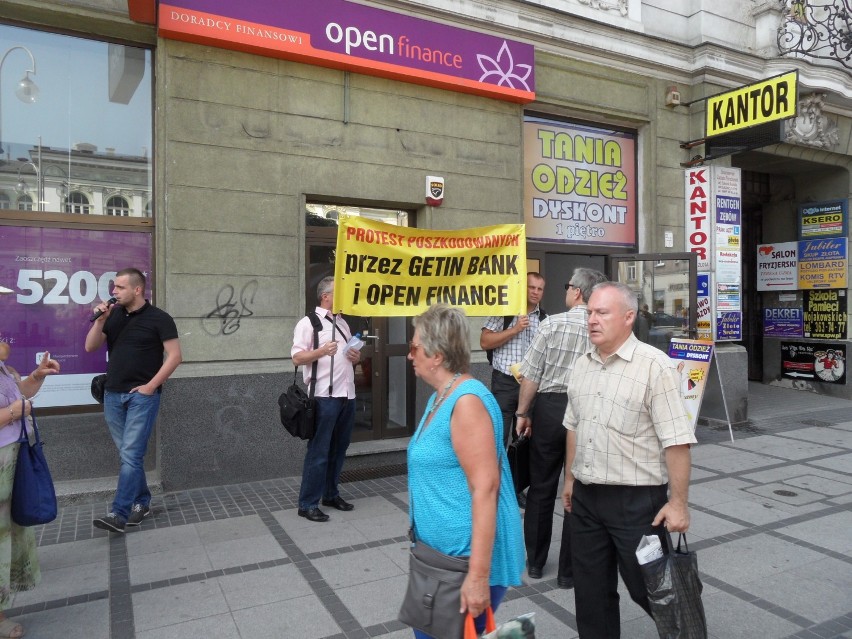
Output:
(0, 618), (24, 638)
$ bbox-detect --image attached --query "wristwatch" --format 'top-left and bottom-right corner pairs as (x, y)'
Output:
(515, 412), (529, 418)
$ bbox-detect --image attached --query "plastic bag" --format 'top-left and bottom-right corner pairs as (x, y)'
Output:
(639, 533), (707, 639)
(482, 612), (536, 638)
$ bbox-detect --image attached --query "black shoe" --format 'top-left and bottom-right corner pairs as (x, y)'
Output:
(557, 575), (574, 589)
(298, 507), (330, 522)
(93, 513), (126, 533)
(321, 496), (354, 511)
(126, 504), (150, 527)
(527, 566), (543, 579)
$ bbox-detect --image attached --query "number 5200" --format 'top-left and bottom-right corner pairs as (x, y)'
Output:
(16, 269), (117, 305)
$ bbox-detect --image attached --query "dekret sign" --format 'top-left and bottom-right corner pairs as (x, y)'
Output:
(159, 0), (535, 103)
(333, 217), (526, 316)
(705, 71), (798, 137)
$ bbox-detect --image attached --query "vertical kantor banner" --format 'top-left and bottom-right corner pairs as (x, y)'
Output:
(684, 166), (742, 342)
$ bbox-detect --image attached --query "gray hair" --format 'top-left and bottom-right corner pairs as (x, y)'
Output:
(571, 267), (608, 303)
(591, 281), (638, 313)
(412, 304), (470, 374)
(316, 276), (334, 302)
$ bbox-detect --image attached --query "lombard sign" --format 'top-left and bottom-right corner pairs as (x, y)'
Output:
(159, 0), (535, 103)
(705, 71), (798, 138)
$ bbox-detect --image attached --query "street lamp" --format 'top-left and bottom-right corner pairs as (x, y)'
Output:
(15, 160), (40, 211)
(41, 163), (69, 207)
(0, 46), (39, 155)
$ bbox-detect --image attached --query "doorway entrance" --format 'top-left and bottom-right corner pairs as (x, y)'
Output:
(609, 253), (698, 348)
(304, 204), (415, 442)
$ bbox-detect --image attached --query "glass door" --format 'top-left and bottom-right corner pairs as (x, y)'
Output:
(305, 205), (415, 441)
(608, 253), (698, 350)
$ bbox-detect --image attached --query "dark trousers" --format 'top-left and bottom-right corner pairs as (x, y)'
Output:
(570, 481), (668, 638)
(490, 369), (519, 448)
(523, 392), (571, 578)
(298, 397), (355, 510)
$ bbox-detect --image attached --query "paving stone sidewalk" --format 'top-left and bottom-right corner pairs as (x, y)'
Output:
(8, 382), (852, 639)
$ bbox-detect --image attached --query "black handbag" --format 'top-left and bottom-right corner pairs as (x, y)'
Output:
(279, 313), (325, 440)
(11, 400), (58, 527)
(640, 532), (708, 639)
(507, 434), (530, 494)
(90, 312), (137, 404)
(91, 374), (107, 404)
(278, 370), (317, 440)
(398, 532), (470, 639)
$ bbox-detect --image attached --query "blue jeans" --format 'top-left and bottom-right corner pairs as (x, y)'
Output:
(103, 390), (161, 520)
(298, 397), (355, 510)
(412, 586), (508, 639)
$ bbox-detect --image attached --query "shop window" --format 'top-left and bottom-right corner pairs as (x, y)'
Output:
(106, 195), (130, 216)
(0, 24), (153, 222)
(65, 192), (91, 215)
(0, 25), (154, 410)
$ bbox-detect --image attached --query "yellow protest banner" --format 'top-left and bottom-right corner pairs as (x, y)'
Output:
(333, 217), (527, 316)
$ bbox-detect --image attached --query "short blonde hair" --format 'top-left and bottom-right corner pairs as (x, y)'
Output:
(412, 304), (470, 374)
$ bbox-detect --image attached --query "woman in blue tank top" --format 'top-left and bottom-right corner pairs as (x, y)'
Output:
(404, 305), (524, 638)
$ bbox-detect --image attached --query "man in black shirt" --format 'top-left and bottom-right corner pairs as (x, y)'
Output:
(85, 268), (182, 533)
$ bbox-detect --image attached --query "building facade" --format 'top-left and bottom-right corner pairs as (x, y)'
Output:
(1, 0), (850, 490)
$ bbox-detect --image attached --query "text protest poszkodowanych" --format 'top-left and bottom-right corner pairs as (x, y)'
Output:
(333, 217), (526, 317)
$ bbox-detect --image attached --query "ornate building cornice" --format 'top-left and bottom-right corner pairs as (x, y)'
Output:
(576, 0), (628, 17)
(785, 93), (840, 149)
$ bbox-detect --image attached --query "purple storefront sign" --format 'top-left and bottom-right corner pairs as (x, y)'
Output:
(763, 307), (804, 337)
(0, 226), (152, 407)
(159, 0), (535, 102)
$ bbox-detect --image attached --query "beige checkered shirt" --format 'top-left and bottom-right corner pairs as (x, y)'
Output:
(564, 333), (696, 486)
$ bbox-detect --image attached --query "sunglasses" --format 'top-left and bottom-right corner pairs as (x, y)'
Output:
(408, 341), (424, 356)
(565, 283), (576, 290)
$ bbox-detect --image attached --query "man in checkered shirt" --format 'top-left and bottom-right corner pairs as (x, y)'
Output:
(563, 281), (696, 637)
(514, 267), (607, 586)
(480, 272), (546, 448)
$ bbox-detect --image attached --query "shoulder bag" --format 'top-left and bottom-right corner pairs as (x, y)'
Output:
(398, 527), (471, 639)
(11, 399), (58, 526)
(278, 313), (323, 440)
(90, 311), (136, 404)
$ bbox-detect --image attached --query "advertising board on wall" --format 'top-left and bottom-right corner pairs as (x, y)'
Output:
(781, 341), (846, 384)
(757, 239), (847, 291)
(756, 241), (798, 290)
(803, 290), (848, 339)
(523, 119), (637, 247)
(0, 227), (152, 407)
(799, 200), (847, 240)
(158, 0), (536, 103)
(763, 307), (804, 337)
(798, 238), (847, 289)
